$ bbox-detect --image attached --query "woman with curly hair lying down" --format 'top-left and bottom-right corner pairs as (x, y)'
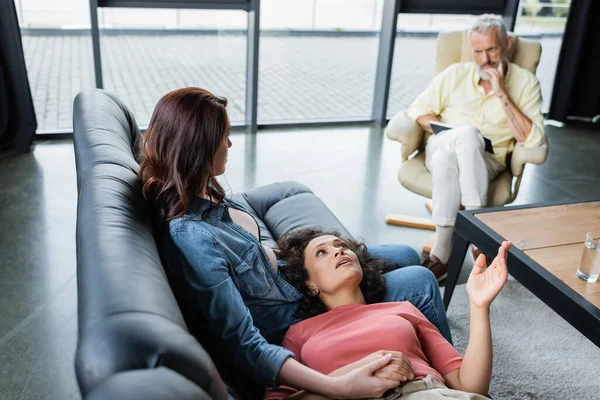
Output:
(265, 228), (511, 400)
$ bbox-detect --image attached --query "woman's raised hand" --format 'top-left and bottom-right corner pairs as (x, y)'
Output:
(466, 241), (511, 309)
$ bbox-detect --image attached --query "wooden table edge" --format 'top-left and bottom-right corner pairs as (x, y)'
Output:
(454, 205), (600, 347)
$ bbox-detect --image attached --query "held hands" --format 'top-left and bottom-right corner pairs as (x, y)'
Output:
(330, 350), (414, 382)
(374, 350), (415, 382)
(466, 241), (511, 309)
(329, 350), (414, 398)
(334, 353), (400, 398)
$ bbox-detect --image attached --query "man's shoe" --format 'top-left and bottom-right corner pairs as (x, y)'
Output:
(421, 254), (448, 282)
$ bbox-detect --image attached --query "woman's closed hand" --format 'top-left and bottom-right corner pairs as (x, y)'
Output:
(466, 241), (511, 309)
(374, 350), (414, 382)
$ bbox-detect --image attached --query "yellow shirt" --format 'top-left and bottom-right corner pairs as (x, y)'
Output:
(406, 62), (544, 166)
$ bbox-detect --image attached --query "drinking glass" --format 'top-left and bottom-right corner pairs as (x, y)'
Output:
(576, 232), (600, 283)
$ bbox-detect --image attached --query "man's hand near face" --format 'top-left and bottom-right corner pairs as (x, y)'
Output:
(486, 60), (533, 143)
(484, 61), (506, 97)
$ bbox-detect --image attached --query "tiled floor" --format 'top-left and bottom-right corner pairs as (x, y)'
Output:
(1, 122), (599, 399)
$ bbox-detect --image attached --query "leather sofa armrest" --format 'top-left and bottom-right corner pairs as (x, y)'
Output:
(241, 181), (313, 218)
(510, 139), (548, 177)
(241, 181), (352, 240)
(385, 110), (424, 161)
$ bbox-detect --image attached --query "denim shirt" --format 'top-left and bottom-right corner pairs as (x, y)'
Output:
(168, 197), (303, 387)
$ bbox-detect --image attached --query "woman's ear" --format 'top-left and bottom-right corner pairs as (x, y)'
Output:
(306, 281), (320, 297)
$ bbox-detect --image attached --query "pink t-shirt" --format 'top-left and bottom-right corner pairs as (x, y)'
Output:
(264, 302), (463, 400)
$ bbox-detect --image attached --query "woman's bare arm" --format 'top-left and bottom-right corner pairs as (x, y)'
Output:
(443, 242), (511, 395)
(277, 351), (411, 400)
(276, 354), (398, 399)
(442, 305), (492, 394)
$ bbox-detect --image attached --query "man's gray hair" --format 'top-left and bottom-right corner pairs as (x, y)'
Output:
(470, 14), (508, 44)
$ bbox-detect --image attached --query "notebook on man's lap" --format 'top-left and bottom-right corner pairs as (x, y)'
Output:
(430, 122), (494, 154)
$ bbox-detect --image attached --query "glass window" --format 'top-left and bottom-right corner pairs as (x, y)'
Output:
(388, 3), (570, 118)
(18, 0), (569, 132)
(18, 0), (95, 133)
(17, 1), (247, 132)
(258, 0), (384, 123)
(386, 14), (482, 119)
(99, 8), (247, 127)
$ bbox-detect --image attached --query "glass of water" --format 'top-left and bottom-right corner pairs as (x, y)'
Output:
(576, 232), (600, 283)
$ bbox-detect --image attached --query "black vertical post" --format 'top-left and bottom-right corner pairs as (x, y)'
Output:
(89, 0), (103, 89)
(246, 0), (260, 132)
(372, 0), (401, 127)
(503, 0), (520, 31)
(443, 232), (470, 310)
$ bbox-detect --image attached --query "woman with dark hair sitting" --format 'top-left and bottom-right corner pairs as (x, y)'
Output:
(266, 228), (511, 399)
(139, 87), (453, 398)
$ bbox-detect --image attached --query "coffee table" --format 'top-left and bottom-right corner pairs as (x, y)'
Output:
(443, 199), (600, 347)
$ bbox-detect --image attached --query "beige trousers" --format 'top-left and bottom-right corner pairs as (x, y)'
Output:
(425, 125), (505, 227)
(370, 375), (489, 400)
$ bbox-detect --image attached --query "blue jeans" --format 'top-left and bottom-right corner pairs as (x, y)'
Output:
(368, 244), (453, 344)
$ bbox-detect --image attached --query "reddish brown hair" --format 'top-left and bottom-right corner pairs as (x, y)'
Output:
(139, 87), (230, 224)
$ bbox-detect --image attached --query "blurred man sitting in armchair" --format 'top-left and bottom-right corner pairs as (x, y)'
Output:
(406, 14), (544, 278)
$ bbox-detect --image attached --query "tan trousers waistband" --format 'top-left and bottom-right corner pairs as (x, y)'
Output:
(367, 375), (447, 400)
(368, 375), (490, 400)
(395, 375), (447, 395)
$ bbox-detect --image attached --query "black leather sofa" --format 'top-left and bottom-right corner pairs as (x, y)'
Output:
(73, 89), (353, 399)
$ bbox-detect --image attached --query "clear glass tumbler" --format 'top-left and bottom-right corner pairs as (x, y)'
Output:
(576, 232), (600, 283)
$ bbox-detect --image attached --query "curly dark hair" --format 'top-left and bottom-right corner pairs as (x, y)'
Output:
(277, 227), (388, 319)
